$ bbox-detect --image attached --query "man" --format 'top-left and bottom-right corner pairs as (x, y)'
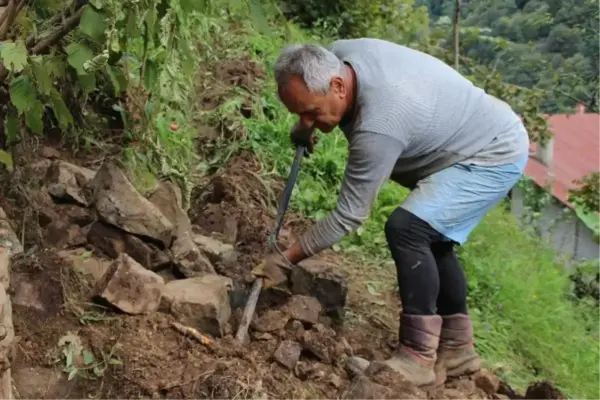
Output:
(252, 38), (529, 387)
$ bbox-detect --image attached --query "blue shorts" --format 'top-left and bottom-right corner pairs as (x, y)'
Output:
(401, 154), (528, 245)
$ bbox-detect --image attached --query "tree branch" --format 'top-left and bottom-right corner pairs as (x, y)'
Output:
(0, 5), (84, 83)
(0, 0), (16, 39)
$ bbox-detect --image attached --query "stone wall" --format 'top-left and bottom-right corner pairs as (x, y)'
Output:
(0, 206), (23, 399)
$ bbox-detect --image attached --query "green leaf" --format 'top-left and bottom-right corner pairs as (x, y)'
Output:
(93, 365), (103, 376)
(24, 100), (44, 135)
(49, 88), (74, 130)
(248, 0), (271, 35)
(9, 75), (37, 113)
(79, 5), (107, 40)
(106, 65), (127, 95)
(30, 56), (54, 95)
(78, 74), (97, 94)
(108, 357), (122, 365)
(66, 43), (94, 75)
(67, 368), (78, 381)
(0, 40), (28, 73)
(0, 150), (14, 172)
(82, 350), (95, 365)
(179, 0), (198, 12)
(4, 110), (19, 145)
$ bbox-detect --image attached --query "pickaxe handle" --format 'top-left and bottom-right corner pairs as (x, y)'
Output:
(235, 145), (306, 344)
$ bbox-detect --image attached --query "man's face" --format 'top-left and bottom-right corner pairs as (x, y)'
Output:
(278, 74), (347, 133)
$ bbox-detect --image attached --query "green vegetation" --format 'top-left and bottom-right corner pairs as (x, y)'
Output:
(0, 0), (598, 398)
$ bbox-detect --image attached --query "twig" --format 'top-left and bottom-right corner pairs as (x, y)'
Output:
(171, 322), (214, 345)
(0, 0), (17, 39)
(31, 6), (84, 54)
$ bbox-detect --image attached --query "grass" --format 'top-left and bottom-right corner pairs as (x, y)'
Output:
(207, 14), (600, 399)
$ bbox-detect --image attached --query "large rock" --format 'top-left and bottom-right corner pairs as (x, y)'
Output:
(44, 220), (87, 249)
(91, 163), (174, 247)
(161, 274), (232, 337)
(0, 207), (23, 257)
(46, 160), (96, 206)
(93, 253), (165, 314)
(283, 295), (321, 325)
(59, 248), (112, 283)
(148, 182), (215, 276)
(0, 249), (9, 289)
(290, 259), (348, 321)
(86, 221), (171, 270)
(193, 234), (237, 265)
(273, 340), (302, 370)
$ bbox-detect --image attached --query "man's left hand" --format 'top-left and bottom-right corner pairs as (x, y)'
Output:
(251, 252), (291, 288)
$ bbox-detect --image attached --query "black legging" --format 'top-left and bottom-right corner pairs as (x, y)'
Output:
(384, 207), (468, 316)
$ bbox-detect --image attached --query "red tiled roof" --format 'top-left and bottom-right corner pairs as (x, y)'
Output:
(525, 105), (599, 209)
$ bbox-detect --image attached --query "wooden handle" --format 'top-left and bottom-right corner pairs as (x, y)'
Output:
(234, 278), (263, 344)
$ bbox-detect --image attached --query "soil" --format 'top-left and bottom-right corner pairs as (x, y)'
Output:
(0, 55), (568, 400)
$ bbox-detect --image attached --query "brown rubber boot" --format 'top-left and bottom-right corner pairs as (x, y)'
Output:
(434, 313), (481, 385)
(376, 314), (443, 387)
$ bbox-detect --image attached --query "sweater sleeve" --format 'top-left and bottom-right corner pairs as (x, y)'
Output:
(298, 131), (405, 256)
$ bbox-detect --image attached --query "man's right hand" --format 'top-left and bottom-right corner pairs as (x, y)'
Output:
(291, 122), (318, 155)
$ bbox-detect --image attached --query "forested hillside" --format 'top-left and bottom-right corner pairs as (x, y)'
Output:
(417, 0), (599, 113)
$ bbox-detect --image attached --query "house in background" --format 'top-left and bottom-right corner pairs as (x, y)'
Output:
(510, 104), (599, 262)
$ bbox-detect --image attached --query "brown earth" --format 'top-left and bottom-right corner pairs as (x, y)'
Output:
(0, 55), (567, 400)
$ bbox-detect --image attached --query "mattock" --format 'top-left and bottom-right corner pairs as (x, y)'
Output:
(235, 145), (306, 344)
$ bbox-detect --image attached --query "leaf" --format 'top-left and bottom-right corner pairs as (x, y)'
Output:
(4, 110), (19, 145)
(30, 57), (54, 95)
(0, 150), (14, 172)
(108, 357), (122, 365)
(67, 368), (78, 381)
(93, 365), (103, 376)
(366, 282), (381, 296)
(66, 43), (94, 75)
(179, 0), (199, 12)
(106, 65), (127, 96)
(78, 74), (97, 94)
(79, 5), (107, 40)
(24, 100), (44, 135)
(49, 88), (74, 130)
(82, 350), (95, 365)
(248, 0), (271, 35)
(0, 40), (28, 73)
(9, 75), (37, 113)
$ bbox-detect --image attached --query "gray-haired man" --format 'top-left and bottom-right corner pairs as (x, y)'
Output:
(251, 38), (529, 386)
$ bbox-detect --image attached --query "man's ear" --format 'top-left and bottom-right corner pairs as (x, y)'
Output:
(330, 76), (346, 96)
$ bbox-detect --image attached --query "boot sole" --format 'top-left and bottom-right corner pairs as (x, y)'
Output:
(435, 357), (481, 385)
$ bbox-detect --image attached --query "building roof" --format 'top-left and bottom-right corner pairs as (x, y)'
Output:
(525, 104), (599, 209)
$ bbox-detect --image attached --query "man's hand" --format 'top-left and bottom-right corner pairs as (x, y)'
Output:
(251, 252), (291, 289)
(291, 122), (319, 155)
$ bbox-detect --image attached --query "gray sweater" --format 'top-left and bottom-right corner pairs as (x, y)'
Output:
(298, 38), (529, 257)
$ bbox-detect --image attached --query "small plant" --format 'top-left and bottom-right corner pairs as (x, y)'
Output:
(58, 332), (122, 381)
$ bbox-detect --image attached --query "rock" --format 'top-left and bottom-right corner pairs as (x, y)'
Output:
(91, 163), (174, 247)
(273, 340), (302, 370)
(44, 220), (87, 249)
(0, 287), (14, 365)
(301, 328), (331, 363)
(290, 259), (348, 321)
(329, 373), (343, 389)
(344, 375), (395, 399)
(0, 249), (9, 288)
(251, 332), (274, 341)
(294, 361), (328, 381)
(474, 369), (500, 395)
(251, 309), (290, 333)
(161, 274), (232, 337)
(193, 234), (237, 264)
(346, 356), (370, 376)
(13, 367), (77, 398)
(0, 208), (23, 257)
(39, 146), (61, 159)
(59, 248), (112, 283)
(46, 160), (96, 206)
(11, 275), (45, 311)
(93, 253), (164, 314)
(447, 378), (477, 394)
(284, 295), (321, 325)
(288, 319), (305, 342)
(492, 394), (510, 400)
(525, 381), (567, 399)
(148, 182), (215, 276)
(87, 221), (171, 271)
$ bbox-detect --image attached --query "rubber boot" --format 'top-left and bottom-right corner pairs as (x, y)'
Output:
(434, 313), (481, 385)
(378, 314), (443, 387)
